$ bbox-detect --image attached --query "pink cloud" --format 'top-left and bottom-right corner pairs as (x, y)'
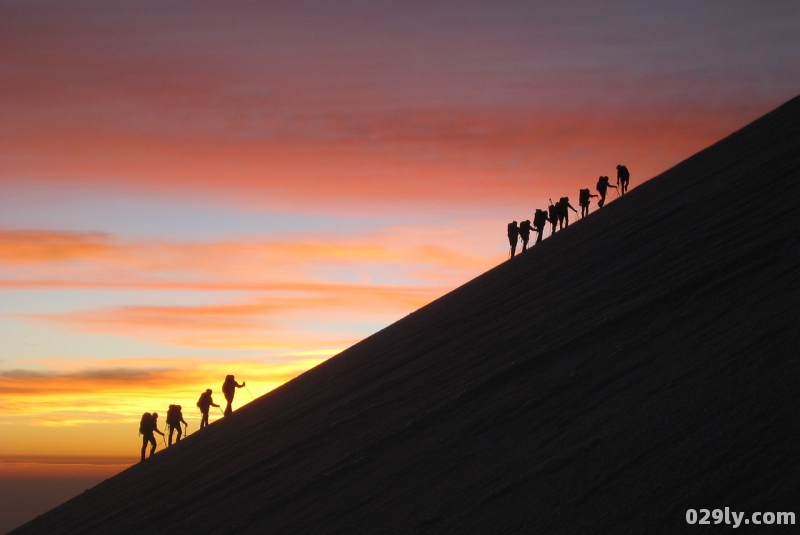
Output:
(26, 284), (440, 348)
(0, 228), (492, 287)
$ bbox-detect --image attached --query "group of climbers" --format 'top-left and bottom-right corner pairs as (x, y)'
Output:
(138, 374), (247, 461)
(507, 165), (630, 257)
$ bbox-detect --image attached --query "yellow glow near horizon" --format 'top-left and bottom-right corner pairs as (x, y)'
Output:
(0, 356), (331, 462)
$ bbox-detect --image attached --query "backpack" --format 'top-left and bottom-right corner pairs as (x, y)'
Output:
(139, 412), (154, 435)
(198, 392), (213, 410)
(507, 222), (518, 238)
(222, 376), (234, 398)
(597, 176), (608, 190)
(167, 405), (180, 426)
(579, 189), (590, 203)
(534, 209), (547, 228)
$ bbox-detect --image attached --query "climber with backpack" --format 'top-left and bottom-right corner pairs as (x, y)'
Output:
(596, 175), (617, 208)
(507, 221), (519, 258)
(557, 197), (578, 229)
(518, 220), (533, 252)
(578, 188), (598, 218)
(533, 209), (548, 244)
(139, 412), (165, 462)
(166, 404), (188, 446)
(547, 201), (559, 236)
(616, 164), (630, 195)
(197, 389), (220, 429)
(222, 375), (246, 416)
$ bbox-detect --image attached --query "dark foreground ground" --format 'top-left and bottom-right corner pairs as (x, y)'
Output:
(11, 96), (799, 534)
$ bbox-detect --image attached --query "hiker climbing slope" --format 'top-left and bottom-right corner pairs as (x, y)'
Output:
(533, 209), (548, 244)
(548, 202), (559, 236)
(578, 188), (598, 218)
(557, 197), (577, 228)
(166, 404), (187, 446)
(616, 164), (630, 195)
(507, 221), (519, 258)
(518, 220), (533, 252)
(197, 389), (220, 429)
(222, 375), (246, 416)
(596, 175), (617, 208)
(139, 412), (164, 462)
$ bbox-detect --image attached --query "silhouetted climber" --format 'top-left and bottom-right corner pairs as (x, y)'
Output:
(533, 209), (548, 244)
(197, 389), (220, 429)
(596, 175), (617, 208)
(166, 404), (187, 446)
(557, 197), (577, 228)
(518, 220), (533, 251)
(222, 375), (246, 416)
(507, 221), (519, 258)
(548, 202), (559, 236)
(578, 188), (598, 218)
(139, 412), (164, 462)
(616, 164), (630, 195)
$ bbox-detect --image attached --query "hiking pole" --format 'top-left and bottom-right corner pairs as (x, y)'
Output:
(245, 384), (254, 400)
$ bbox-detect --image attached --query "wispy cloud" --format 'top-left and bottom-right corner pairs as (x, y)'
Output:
(0, 228), (492, 284)
(0, 231), (117, 264)
(0, 358), (328, 425)
(25, 284), (440, 348)
(1, 227), (485, 347)
(0, 455), (136, 477)
(0, 281), (457, 352)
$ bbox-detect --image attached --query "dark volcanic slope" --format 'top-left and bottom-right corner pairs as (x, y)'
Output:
(14, 97), (799, 535)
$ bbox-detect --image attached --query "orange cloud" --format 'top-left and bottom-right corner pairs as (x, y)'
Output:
(0, 455), (135, 478)
(0, 358), (327, 424)
(1, 227), (494, 353)
(0, 231), (117, 264)
(0, 227), (493, 289)
(27, 283), (440, 348)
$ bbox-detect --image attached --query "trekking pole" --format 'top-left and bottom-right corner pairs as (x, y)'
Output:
(245, 384), (254, 400)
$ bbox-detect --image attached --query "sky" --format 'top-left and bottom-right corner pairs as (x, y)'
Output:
(1, 0), (799, 487)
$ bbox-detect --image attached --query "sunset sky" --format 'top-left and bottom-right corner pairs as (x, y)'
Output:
(1, 0), (799, 481)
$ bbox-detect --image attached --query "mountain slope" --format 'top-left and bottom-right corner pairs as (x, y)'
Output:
(13, 96), (799, 534)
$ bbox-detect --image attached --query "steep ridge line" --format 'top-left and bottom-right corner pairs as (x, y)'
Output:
(11, 95), (799, 534)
